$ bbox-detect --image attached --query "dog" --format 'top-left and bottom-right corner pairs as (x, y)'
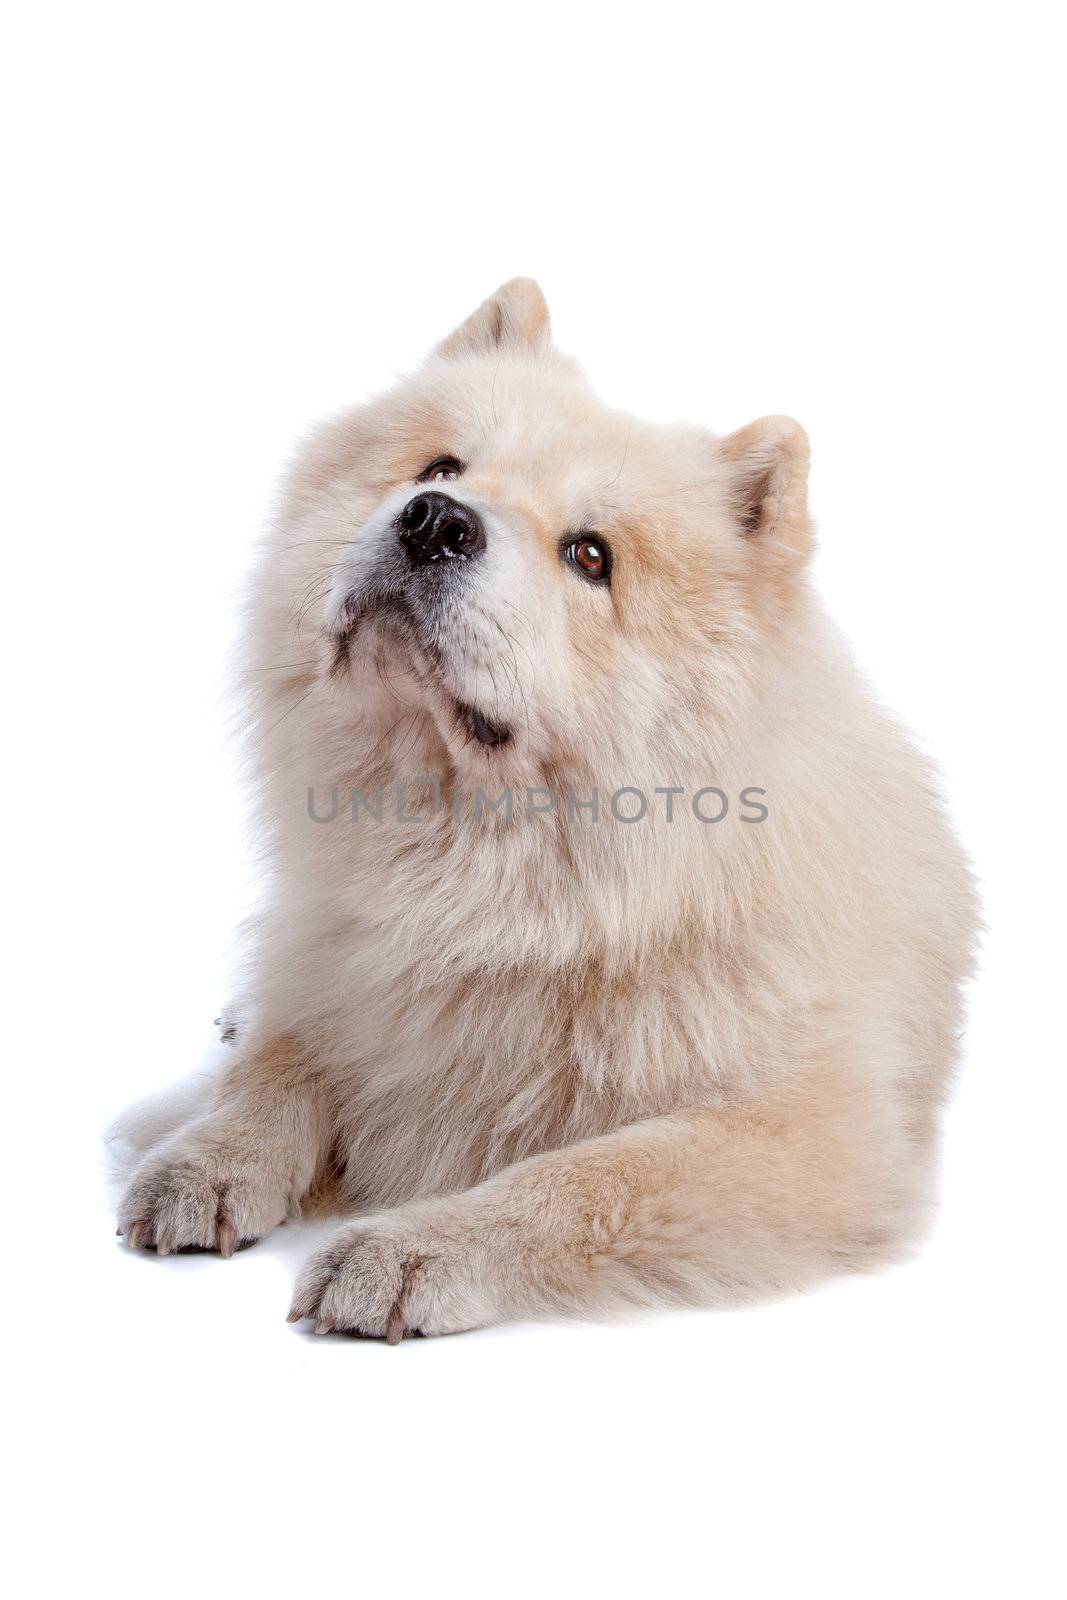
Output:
(116, 279), (979, 1338)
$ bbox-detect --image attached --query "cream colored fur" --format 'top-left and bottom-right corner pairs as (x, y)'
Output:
(116, 279), (978, 1337)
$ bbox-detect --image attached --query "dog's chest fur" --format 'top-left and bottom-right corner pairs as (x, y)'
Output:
(273, 816), (756, 1208)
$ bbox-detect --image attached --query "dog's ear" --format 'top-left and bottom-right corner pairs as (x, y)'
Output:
(437, 278), (550, 359)
(717, 416), (812, 558)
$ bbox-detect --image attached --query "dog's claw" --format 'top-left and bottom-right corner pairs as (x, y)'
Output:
(126, 1221), (145, 1250)
(156, 1232), (174, 1257)
(385, 1305), (407, 1346)
(313, 1317), (335, 1336)
(217, 1220), (238, 1259)
(285, 1310), (303, 1323)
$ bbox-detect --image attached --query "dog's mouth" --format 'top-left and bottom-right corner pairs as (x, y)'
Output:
(330, 595), (512, 750)
(454, 701), (511, 747)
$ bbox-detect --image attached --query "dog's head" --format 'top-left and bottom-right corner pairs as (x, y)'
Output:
(259, 279), (813, 792)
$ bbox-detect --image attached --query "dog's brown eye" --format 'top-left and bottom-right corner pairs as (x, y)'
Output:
(418, 456), (463, 483)
(563, 537), (611, 584)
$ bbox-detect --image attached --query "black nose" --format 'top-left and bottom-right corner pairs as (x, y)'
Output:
(396, 491), (486, 566)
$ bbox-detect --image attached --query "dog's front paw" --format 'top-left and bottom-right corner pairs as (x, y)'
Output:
(118, 1133), (292, 1257)
(287, 1215), (498, 1341)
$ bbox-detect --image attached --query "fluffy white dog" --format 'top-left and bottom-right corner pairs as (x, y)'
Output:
(116, 280), (978, 1339)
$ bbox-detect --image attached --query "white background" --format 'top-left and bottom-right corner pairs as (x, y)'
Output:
(4, 4), (1064, 1596)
